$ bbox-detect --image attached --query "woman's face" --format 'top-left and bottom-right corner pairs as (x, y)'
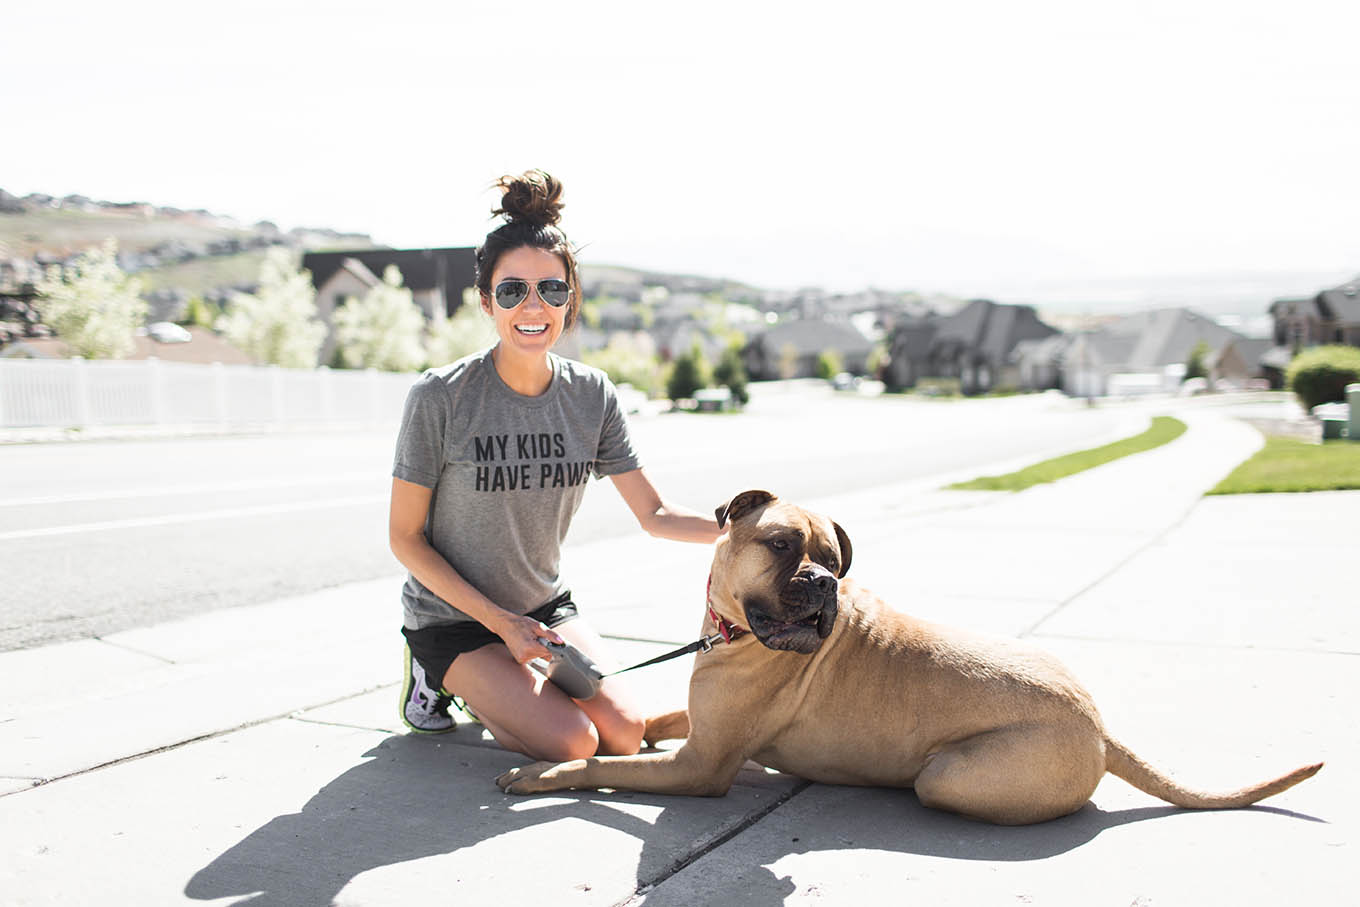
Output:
(481, 246), (571, 360)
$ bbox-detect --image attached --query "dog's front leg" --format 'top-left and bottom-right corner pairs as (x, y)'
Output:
(496, 740), (743, 797)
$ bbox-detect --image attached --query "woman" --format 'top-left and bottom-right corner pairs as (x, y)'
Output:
(390, 170), (722, 762)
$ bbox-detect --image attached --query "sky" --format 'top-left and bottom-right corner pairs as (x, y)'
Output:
(5, 0), (1358, 311)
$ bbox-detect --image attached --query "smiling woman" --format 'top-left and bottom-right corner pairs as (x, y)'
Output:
(386, 170), (725, 766)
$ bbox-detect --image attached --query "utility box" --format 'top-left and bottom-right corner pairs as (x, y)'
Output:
(1348, 384), (1360, 441)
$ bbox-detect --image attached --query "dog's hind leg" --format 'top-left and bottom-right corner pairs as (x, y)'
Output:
(643, 709), (690, 747)
(914, 724), (1105, 826)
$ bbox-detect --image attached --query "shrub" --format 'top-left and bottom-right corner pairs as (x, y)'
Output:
(1286, 345), (1360, 410)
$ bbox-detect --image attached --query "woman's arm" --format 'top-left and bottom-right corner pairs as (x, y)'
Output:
(389, 477), (562, 663)
(609, 468), (724, 543)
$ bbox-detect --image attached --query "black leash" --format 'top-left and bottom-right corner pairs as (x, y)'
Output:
(603, 630), (729, 677)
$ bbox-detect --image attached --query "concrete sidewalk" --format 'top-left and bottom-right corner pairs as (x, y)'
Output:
(1, 406), (1356, 905)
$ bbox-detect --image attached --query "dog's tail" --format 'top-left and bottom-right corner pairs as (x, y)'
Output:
(1103, 736), (1322, 809)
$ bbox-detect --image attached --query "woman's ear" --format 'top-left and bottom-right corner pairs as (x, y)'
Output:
(479, 290), (493, 315)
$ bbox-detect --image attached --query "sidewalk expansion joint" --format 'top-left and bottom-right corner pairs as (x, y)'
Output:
(0, 682), (394, 800)
(1018, 500), (1199, 639)
(93, 636), (180, 665)
(619, 779), (813, 906)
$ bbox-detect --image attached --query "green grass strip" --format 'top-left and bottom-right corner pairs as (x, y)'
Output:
(947, 416), (1187, 492)
(1208, 436), (1360, 494)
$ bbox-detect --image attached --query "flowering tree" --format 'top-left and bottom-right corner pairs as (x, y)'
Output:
(35, 239), (146, 359)
(333, 265), (426, 371)
(218, 247), (326, 368)
(424, 287), (498, 367)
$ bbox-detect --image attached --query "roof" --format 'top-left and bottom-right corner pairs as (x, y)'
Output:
(1101, 308), (1245, 369)
(888, 317), (939, 362)
(1011, 333), (1070, 364)
(751, 319), (874, 357)
(331, 257), (382, 290)
(1317, 277), (1360, 325)
(301, 247), (476, 299)
(933, 299), (1059, 362)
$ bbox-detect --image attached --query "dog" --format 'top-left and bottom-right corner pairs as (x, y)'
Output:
(497, 490), (1322, 825)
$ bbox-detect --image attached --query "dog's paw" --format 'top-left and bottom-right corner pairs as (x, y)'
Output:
(496, 761), (563, 794)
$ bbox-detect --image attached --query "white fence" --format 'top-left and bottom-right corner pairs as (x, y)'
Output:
(0, 358), (419, 429)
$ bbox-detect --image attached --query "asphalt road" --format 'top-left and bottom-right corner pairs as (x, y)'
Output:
(0, 384), (1136, 651)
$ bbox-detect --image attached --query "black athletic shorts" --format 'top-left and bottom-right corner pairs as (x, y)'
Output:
(401, 591), (579, 693)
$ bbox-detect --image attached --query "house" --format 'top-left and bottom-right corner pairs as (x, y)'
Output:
(1059, 308), (1250, 397)
(884, 300), (1059, 395)
(1011, 333), (1072, 391)
(302, 247), (476, 324)
(880, 315), (939, 390)
(1270, 277), (1360, 351)
(1208, 337), (1274, 389)
(312, 257), (383, 366)
(742, 319), (875, 380)
(303, 247), (477, 367)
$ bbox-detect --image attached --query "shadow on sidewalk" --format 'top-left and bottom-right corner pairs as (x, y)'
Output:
(184, 732), (768, 906)
(184, 734), (1322, 906)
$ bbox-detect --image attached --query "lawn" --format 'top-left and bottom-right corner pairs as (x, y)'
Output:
(947, 416), (1188, 492)
(1209, 436), (1360, 494)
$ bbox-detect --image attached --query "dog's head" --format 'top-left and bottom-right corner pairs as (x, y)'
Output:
(712, 490), (852, 654)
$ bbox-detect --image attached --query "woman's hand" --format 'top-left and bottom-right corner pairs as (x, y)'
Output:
(493, 613), (565, 665)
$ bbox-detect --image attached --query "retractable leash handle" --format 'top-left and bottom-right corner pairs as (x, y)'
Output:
(536, 640), (606, 700)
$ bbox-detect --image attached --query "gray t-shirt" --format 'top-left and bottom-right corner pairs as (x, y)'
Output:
(393, 349), (641, 629)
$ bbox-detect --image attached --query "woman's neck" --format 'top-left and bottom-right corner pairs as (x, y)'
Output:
(491, 344), (554, 397)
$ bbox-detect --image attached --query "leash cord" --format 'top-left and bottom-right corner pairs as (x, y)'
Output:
(603, 632), (728, 678)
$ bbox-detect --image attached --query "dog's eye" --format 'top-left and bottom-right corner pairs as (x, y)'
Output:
(769, 538), (790, 552)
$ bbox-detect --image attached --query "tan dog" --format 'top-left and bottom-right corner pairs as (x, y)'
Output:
(497, 490), (1322, 825)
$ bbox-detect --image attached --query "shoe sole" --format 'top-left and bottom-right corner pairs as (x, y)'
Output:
(400, 645), (456, 735)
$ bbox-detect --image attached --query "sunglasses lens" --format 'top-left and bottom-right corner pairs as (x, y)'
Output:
(494, 280), (529, 309)
(538, 279), (571, 308)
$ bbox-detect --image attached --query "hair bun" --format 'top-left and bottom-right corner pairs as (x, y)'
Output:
(492, 169), (564, 227)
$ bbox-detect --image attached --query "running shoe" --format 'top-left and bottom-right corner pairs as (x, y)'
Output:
(400, 646), (455, 734)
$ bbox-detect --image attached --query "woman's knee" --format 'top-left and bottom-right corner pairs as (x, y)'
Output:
(595, 709), (647, 756)
(533, 720), (599, 762)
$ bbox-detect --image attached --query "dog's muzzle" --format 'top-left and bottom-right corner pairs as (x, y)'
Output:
(744, 568), (839, 654)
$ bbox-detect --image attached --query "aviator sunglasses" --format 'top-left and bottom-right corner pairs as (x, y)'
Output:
(493, 278), (572, 309)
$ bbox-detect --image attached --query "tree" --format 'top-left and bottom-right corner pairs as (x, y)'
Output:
(425, 287), (499, 367)
(333, 265), (426, 371)
(712, 342), (749, 406)
(666, 343), (711, 401)
(582, 331), (664, 396)
(815, 349), (844, 380)
(1184, 340), (1210, 382)
(218, 247), (326, 368)
(34, 238), (146, 359)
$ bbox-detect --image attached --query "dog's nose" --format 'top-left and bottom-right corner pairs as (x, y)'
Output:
(811, 573), (837, 594)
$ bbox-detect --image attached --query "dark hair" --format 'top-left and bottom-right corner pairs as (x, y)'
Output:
(474, 169), (582, 330)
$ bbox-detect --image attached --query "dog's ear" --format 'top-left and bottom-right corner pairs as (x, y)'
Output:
(832, 521), (853, 578)
(715, 490), (776, 529)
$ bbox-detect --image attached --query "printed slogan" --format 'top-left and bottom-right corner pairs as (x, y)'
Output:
(472, 432), (594, 492)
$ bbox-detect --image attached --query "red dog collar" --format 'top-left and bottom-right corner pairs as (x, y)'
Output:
(705, 574), (748, 643)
